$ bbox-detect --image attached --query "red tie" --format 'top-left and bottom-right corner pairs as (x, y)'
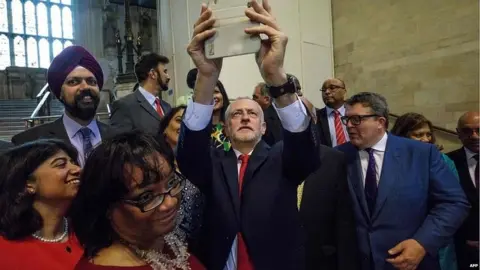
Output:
(238, 154), (253, 270)
(333, 110), (346, 145)
(154, 98), (164, 117)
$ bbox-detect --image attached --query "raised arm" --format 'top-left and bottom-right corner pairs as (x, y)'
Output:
(244, 0), (319, 183)
(176, 4), (223, 191)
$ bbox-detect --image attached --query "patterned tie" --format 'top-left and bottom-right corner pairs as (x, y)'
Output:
(474, 154), (479, 191)
(237, 154), (253, 270)
(333, 110), (346, 145)
(364, 148), (377, 215)
(79, 127), (93, 159)
(154, 97), (164, 117)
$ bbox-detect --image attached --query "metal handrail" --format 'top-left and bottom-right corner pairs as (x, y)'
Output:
(389, 113), (457, 136)
(35, 83), (49, 98)
(30, 91), (50, 118)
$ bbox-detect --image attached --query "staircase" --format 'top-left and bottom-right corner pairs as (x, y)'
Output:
(0, 99), (64, 141)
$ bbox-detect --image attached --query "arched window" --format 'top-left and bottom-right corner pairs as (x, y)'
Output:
(0, 0), (73, 70)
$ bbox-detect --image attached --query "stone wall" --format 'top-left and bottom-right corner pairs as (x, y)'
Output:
(332, 0), (479, 131)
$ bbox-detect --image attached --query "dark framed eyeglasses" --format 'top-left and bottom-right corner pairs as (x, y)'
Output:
(320, 84), (344, 92)
(123, 171), (186, 213)
(341, 114), (378, 126)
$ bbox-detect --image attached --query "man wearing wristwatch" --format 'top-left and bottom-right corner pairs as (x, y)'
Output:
(176, 1), (320, 269)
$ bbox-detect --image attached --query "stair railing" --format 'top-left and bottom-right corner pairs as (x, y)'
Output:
(27, 83), (51, 128)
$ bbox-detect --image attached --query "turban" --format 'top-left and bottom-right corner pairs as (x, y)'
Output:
(47, 46), (104, 99)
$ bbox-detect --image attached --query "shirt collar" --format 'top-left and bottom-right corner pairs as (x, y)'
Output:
(138, 86), (157, 106)
(62, 113), (100, 139)
(233, 148), (254, 159)
(464, 146), (478, 160)
(326, 105), (346, 116)
(363, 132), (388, 152)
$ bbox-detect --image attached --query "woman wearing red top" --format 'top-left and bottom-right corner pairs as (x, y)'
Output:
(0, 139), (83, 270)
(69, 132), (204, 270)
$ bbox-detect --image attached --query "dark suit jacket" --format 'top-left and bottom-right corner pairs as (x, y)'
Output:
(316, 107), (333, 147)
(336, 135), (470, 270)
(0, 140), (13, 153)
(177, 121), (320, 270)
(109, 90), (172, 135)
(11, 117), (112, 146)
(299, 145), (360, 270)
(262, 105), (283, 146)
(447, 148), (479, 269)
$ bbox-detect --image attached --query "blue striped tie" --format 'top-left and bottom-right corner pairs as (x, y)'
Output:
(79, 127), (93, 159)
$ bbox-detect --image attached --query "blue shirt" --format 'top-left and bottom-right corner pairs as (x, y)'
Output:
(62, 113), (101, 167)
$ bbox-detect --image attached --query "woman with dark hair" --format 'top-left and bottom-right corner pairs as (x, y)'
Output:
(0, 139), (83, 269)
(185, 68), (231, 151)
(210, 80), (231, 151)
(70, 131), (204, 270)
(158, 105), (204, 246)
(391, 112), (458, 270)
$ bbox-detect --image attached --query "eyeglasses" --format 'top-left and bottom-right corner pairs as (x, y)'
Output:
(320, 85), (344, 92)
(457, 127), (480, 136)
(123, 172), (186, 213)
(341, 114), (378, 126)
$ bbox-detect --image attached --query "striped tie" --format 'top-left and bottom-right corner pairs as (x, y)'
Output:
(79, 127), (93, 159)
(333, 110), (346, 145)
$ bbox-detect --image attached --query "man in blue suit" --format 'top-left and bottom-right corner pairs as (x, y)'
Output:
(336, 92), (470, 270)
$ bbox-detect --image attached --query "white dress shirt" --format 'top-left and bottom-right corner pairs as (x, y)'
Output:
(183, 96), (309, 270)
(464, 147), (478, 187)
(325, 105), (349, 147)
(138, 86), (157, 109)
(359, 132), (388, 186)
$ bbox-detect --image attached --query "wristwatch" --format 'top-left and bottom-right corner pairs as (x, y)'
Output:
(266, 74), (298, 98)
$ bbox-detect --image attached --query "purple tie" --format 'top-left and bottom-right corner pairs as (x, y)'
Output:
(364, 148), (377, 215)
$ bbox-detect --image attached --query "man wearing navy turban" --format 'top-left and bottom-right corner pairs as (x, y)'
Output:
(12, 46), (112, 167)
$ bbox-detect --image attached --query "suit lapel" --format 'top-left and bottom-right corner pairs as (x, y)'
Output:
(135, 90), (161, 121)
(372, 136), (400, 220)
(221, 150), (241, 222)
(346, 144), (370, 221)
(454, 150), (478, 204)
(48, 117), (70, 142)
(243, 141), (269, 190)
(319, 108), (332, 146)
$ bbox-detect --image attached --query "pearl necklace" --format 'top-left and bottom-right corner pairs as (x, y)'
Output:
(31, 217), (68, 243)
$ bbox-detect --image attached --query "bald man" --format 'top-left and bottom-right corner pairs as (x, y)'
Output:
(447, 111), (480, 270)
(317, 78), (349, 147)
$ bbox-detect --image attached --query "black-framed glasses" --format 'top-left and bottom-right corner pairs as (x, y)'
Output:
(320, 84), (344, 92)
(341, 114), (378, 126)
(123, 171), (186, 213)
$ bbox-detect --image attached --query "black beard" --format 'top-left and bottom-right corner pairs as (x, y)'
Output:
(62, 89), (100, 121)
(156, 74), (169, 91)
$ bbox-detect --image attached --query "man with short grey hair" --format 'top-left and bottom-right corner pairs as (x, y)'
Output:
(336, 92), (469, 270)
(177, 1), (319, 269)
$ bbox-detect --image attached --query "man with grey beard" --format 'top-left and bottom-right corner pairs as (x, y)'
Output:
(176, 1), (320, 269)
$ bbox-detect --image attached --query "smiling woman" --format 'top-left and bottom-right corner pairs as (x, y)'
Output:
(70, 131), (204, 270)
(0, 139), (83, 270)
